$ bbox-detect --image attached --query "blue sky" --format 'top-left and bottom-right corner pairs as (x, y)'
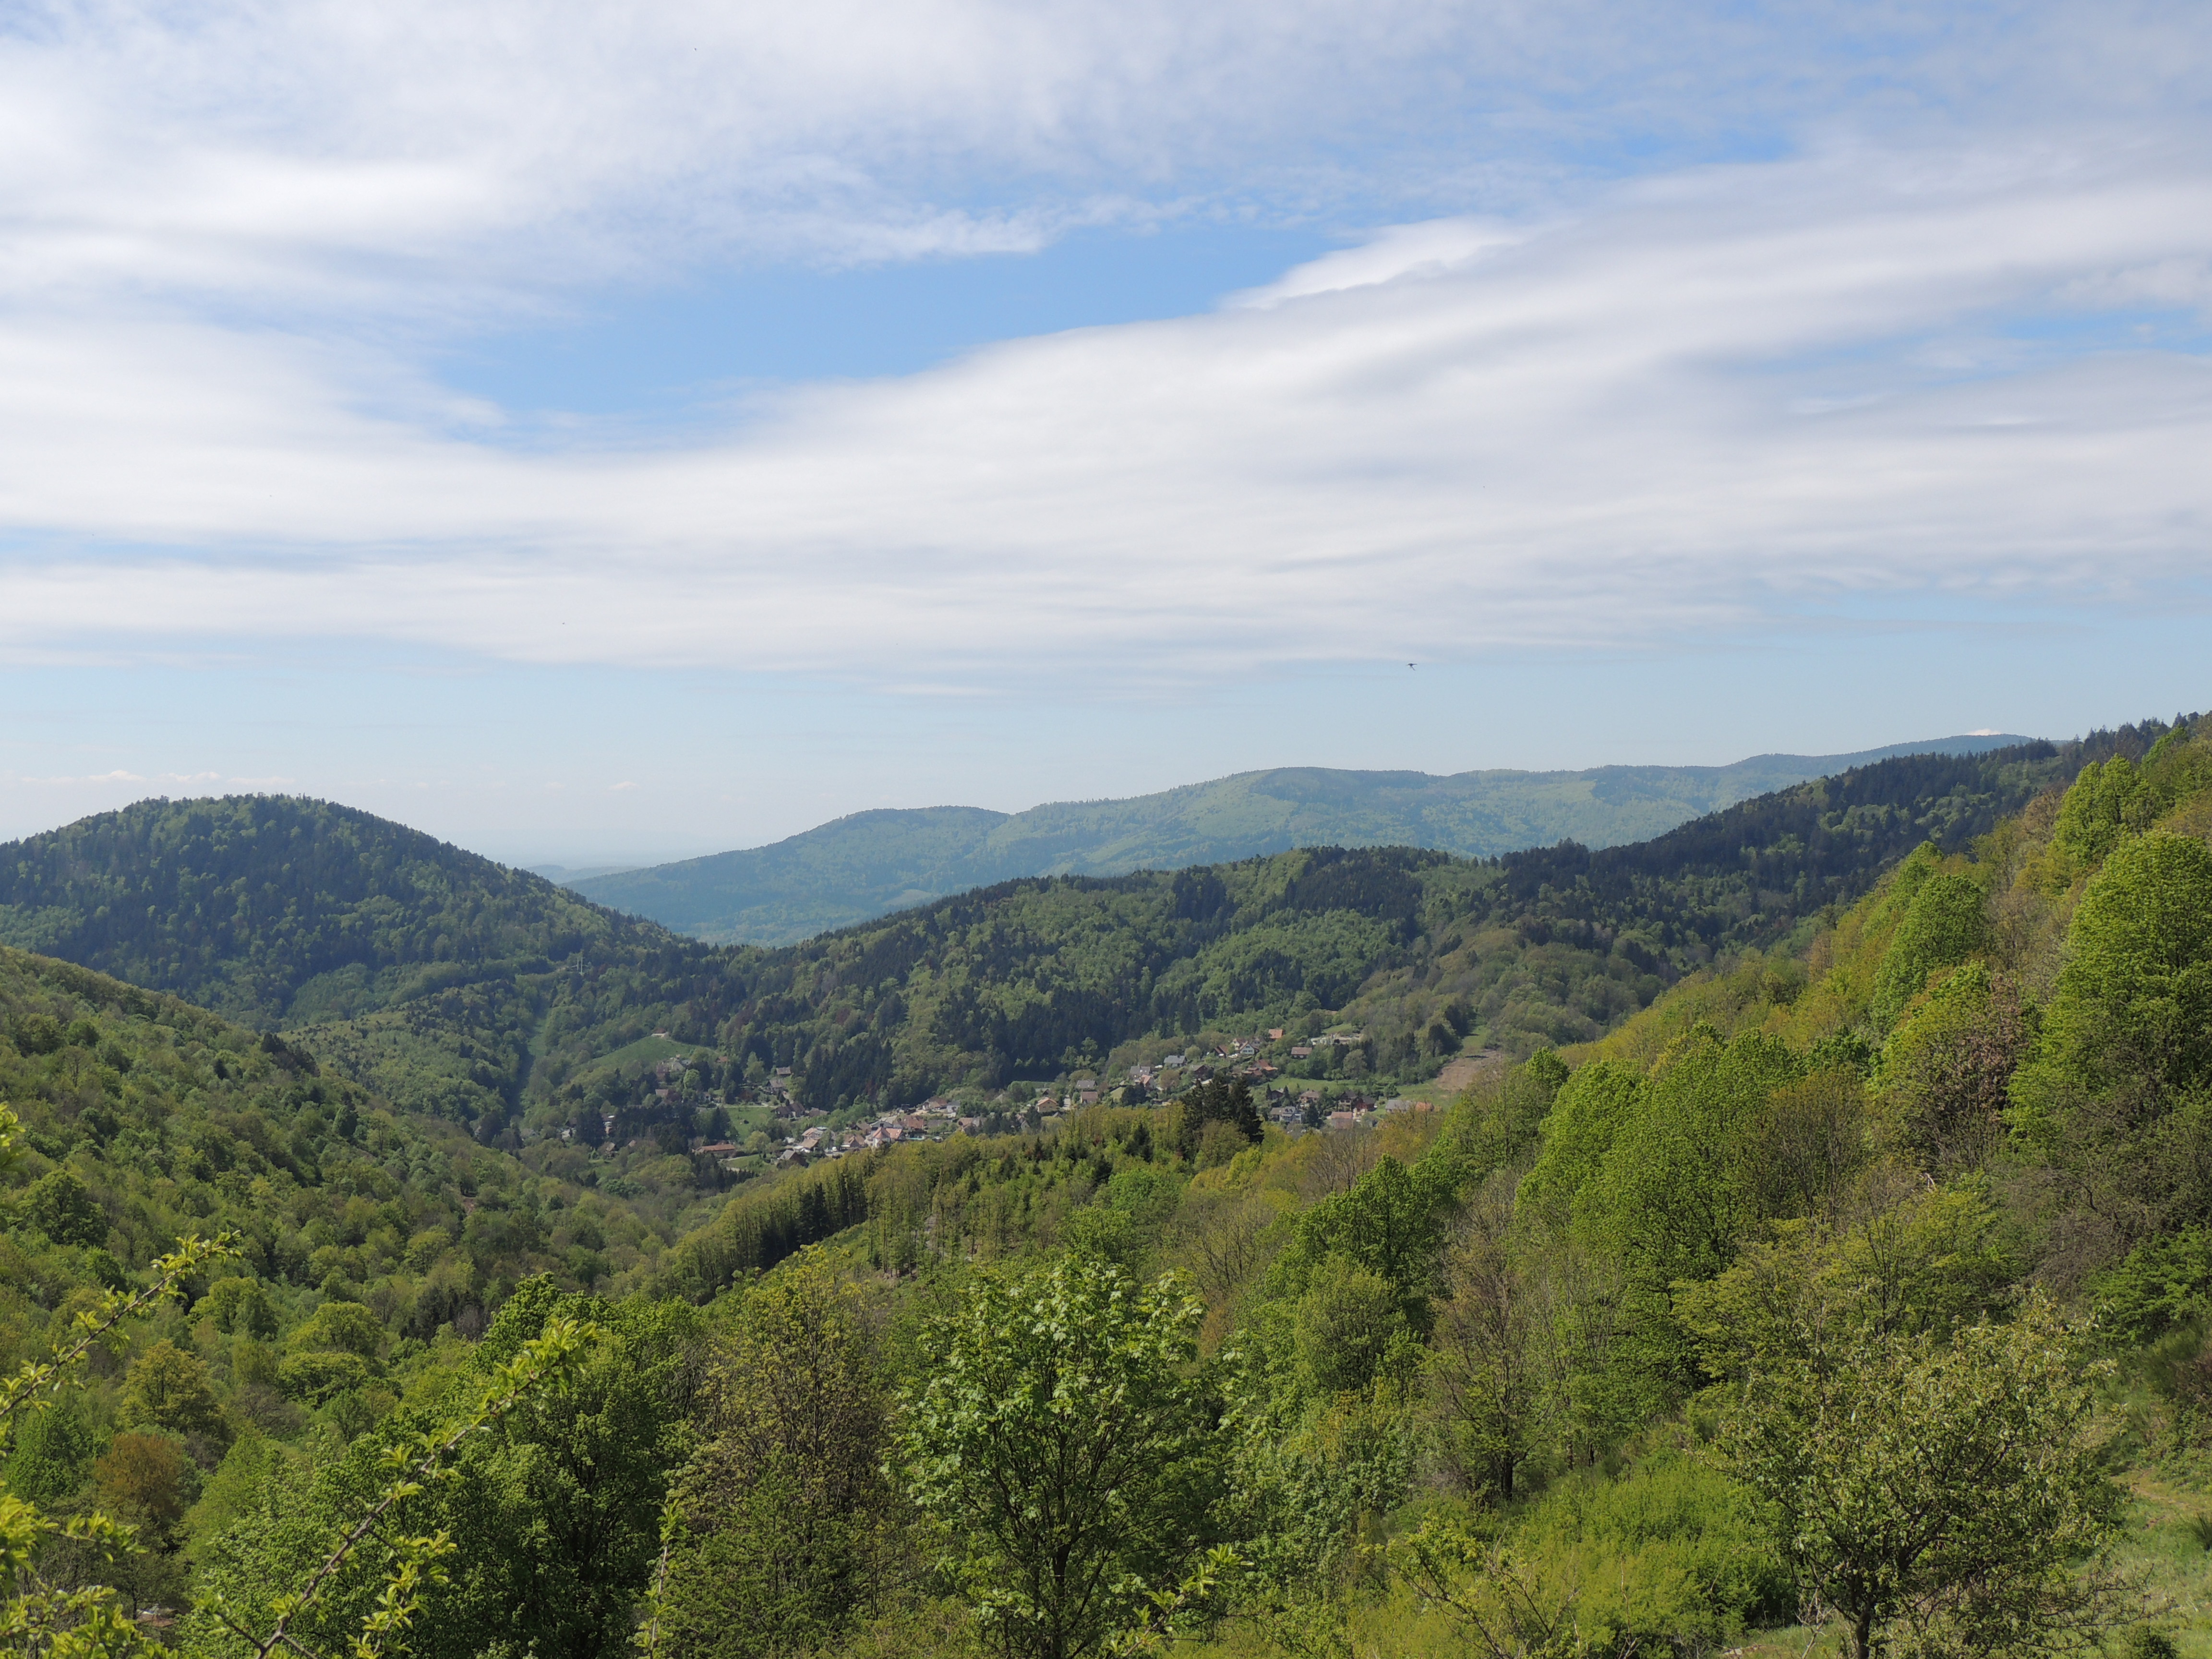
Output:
(2, 1), (2209, 866)
(439, 225), (1340, 417)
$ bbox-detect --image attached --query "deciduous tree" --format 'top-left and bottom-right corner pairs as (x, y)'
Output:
(1720, 1293), (2131, 1659)
(121, 1339), (226, 1443)
(660, 1249), (897, 1659)
(2040, 833), (2212, 1112)
(895, 1256), (1218, 1659)
(24, 1167), (107, 1249)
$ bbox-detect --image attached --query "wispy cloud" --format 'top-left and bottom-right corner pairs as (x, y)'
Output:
(0, 3), (2208, 695)
(5, 1), (2202, 307)
(3, 147), (2210, 680)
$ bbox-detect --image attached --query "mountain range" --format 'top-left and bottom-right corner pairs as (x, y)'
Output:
(2, 710), (2202, 1659)
(0, 731), (2106, 1136)
(566, 735), (2032, 943)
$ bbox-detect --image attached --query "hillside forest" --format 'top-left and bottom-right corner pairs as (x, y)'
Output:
(564, 736), (2025, 944)
(2, 714), (2212, 1655)
(0, 737), (2100, 1150)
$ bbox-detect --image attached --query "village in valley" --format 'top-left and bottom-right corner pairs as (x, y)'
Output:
(555, 1022), (1496, 1191)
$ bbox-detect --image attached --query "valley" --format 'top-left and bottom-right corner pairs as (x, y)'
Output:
(1, 712), (2208, 1658)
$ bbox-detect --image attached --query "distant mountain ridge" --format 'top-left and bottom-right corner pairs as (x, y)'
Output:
(572, 735), (2033, 943)
(5, 727), (2159, 1134)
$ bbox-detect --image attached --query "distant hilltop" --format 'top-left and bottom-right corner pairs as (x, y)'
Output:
(563, 734), (2034, 945)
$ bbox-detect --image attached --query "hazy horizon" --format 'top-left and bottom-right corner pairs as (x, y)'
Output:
(2, 729), (2054, 872)
(3, 3), (2206, 865)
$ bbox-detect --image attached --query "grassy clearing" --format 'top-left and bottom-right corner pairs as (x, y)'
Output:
(2115, 1460), (2212, 1653)
(565, 1031), (712, 1084)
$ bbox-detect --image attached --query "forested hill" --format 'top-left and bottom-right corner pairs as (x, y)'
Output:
(0, 944), (691, 1347)
(1489, 739), (2077, 946)
(0, 794), (669, 1028)
(0, 732), (2140, 1141)
(0, 796), (729, 1131)
(9, 757), (2211, 1657)
(730, 735), (2087, 1111)
(572, 734), (2032, 943)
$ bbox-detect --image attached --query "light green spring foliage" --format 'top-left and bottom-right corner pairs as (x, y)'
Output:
(1874, 962), (2032, 1173)
(0, 1094), (240, 1657)
(198, 1280), (276, 1341)
(0, 947), (663, 1379)
(9, 723), (2212, 1659)
(1212, 1330), (1416, 1596)
(2054, 755), (2152, 870)
(1676, 1182), (2012, 1383)
(182, 1285), (669, 1659)
(1722, 1294), (2122, 1659)
(894, 1255), (1219, 1659)
(24, 1168), (108, 1249)
(1358, 728), (2212, 1658)
(1435, 1050), (1568, 1185)
(119, 1340), (226, 1441)
(1291, 1258), (1408, 1397)
(0, 1100), (594, 1659)
(4, 1392), (96, 1511)
(1277, 1154), (1458, 1315)
(2045, 733), (2212, 890)
(188, 1311), (594, 1659)
(1512, 1059), (1644, 1235)
(2095, 1228), (2212, 1346)
(1574, 1032), (1803, 1301)
(1399, 1450), (1786, 1657)
(2039, 832), (2212, 1108)
(658, 1250), (898, 1659)
(1868, 871), (1991, 1031)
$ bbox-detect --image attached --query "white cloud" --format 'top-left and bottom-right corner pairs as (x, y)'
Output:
(4, 0), (2205, 312)
(1, 5), (2210, 693)
(0, 0), (1492, 308)
(1230, 220), (1528, 307)
(8, 769), (233, 787)
(3, 147), (2212, 680)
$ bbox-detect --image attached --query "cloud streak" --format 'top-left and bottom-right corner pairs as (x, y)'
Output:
(7, 0), (2205, 304)
(1, 4), (2209, 692)
(4, 145), (2211, 679)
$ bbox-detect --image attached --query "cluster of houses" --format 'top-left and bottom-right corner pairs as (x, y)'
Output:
(586, 1025), (1418, 1173)
(1258, 1089), (1434, 1136)
(715, 1097), (969, 1170)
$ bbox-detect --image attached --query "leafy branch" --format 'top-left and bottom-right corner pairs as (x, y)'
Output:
(1394, 1515), (1575, 1659)
(1106, 1544), (1244, 1656)
(0, 1098), (242, 1658)
(630, 1493), (684, 1657)
(0, 1233), (242, 1444)
(205, 1313), (594, 1659)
